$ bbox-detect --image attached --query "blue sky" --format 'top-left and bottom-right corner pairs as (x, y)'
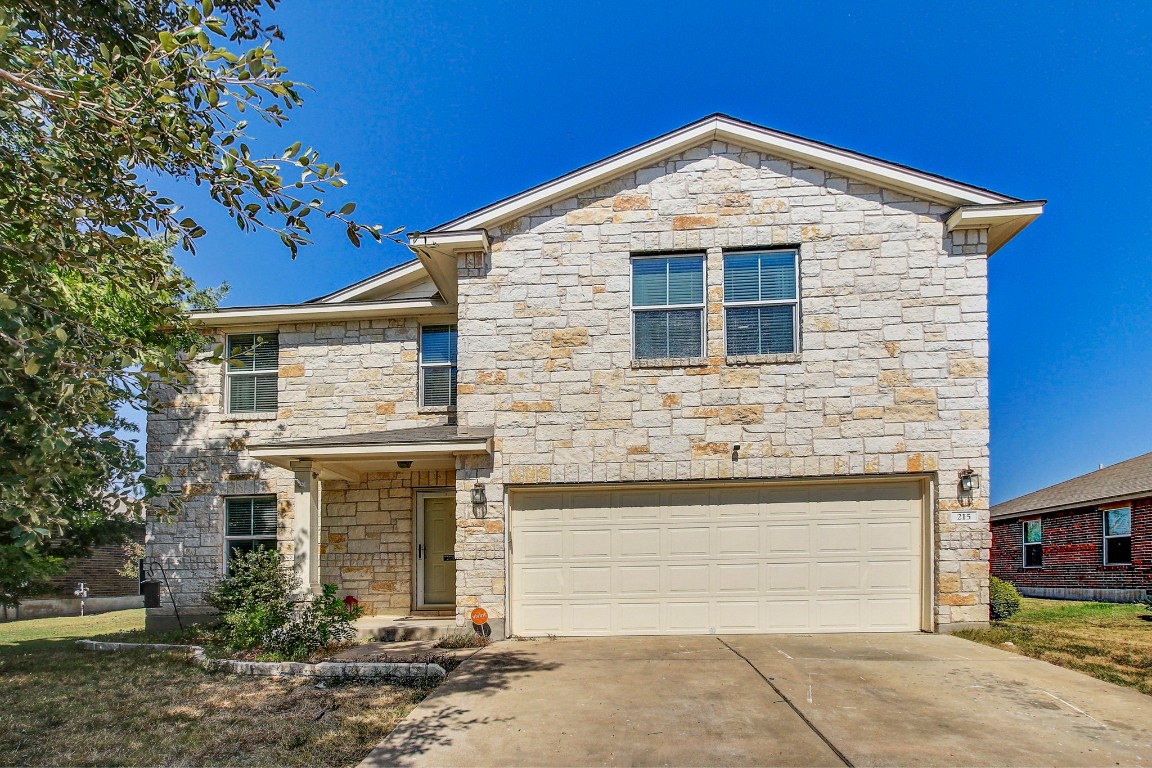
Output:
(155, 1), (1152, 503)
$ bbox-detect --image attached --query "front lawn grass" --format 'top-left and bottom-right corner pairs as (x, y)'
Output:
(0, 610), (430, 766)
(956, 598), (1152, 695)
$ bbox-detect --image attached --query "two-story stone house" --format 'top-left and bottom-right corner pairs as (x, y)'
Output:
(147, 114), (1043, 637)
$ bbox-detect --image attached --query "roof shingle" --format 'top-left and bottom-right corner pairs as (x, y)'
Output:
(992, 451), (1152, 519)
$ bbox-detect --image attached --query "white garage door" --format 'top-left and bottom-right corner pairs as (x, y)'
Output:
(509, 480), (925, 636)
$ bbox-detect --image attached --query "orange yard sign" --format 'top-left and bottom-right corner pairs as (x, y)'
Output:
(470, 607), (489, 625)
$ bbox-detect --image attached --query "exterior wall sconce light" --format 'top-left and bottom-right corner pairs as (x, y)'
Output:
(396, 460), (413, 469)
(731, 444), (740, 462)
(958, 467), (980, 493)
(471, 483), (487, 517)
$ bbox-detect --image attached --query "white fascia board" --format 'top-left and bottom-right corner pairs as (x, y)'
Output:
(433, 116), (1019, 233)
(407, 230), (489, 304)
(409, 230), (490, 251)
(946, 201), (1045, 256)
(249, 440), (492, 462)
(945, 201), (1045, 231)
(190, 298), (453, 328)
(315, 260), (426, 304)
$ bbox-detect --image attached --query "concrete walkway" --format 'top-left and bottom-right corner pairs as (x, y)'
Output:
(360, 633), (1152, 767)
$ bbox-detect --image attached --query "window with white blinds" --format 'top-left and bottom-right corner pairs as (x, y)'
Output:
(224, 496), (277, 571)
(723, 250), (799, 355)
(226, 333), (279, 413)
(420, 325), (457, 408)
(631, 254), (705, 359)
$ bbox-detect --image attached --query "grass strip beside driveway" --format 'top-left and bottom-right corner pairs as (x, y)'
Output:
(956, 598), (1152, 695)
(0, 610), (433, 767)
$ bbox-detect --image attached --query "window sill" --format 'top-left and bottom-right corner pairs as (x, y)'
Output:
(419, 405), (457, 415)
(725, 353), (801, 366)
(1102, 563), (1134, 568)
(221, 412), (278, 423)
(631, 357), (710, 369)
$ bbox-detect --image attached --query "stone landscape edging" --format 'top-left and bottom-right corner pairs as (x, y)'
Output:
(76, 639), (446, 680)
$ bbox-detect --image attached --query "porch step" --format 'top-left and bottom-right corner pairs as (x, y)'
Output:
(355, 615), (457, 642)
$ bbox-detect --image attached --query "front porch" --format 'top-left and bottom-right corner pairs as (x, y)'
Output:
(247, 425), (492, 617)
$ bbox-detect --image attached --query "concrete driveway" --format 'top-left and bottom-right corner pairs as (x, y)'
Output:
(360, 633), (1152, 767)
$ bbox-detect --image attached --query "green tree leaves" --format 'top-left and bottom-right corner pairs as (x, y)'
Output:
(0, 0), (387, 569)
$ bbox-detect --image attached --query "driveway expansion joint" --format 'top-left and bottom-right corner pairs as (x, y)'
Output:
(717, 638), (854, 768)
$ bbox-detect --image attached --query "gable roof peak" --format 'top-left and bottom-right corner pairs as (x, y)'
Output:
(429, 113), (1027, 236)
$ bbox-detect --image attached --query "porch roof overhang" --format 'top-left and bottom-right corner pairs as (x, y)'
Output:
(247, 425), (492, 482)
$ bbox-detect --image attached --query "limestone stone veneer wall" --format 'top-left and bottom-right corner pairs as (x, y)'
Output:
(145, 318), (450, 623)
(320, 469), (454, 614)
(455, 140), (992, 630)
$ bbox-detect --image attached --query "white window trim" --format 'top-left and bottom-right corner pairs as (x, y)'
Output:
(224, 332), (279, 414)
(1022, 518), (1042, 568)
(629, 252), (707, 361)
(222, 495), (278, 573)
(721, 249), (801, 356)
(419, 324), (458, 409)
(1102, 506), (1133, 565)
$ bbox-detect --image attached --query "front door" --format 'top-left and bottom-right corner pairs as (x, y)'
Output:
(416, 493), (456, 607)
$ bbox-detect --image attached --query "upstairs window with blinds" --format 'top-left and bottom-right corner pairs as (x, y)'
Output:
(723, 250), (799, 355)
(420, 325), (458, 408)
(631, 254), (705, 360)
(224, 496), (277, 571)
(226, 333), (279, 413)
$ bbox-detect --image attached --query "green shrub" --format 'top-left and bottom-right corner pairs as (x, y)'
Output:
(989, 576), (1022, 621)
(264, 584), (362, 660)
(204, 550), (361, 660)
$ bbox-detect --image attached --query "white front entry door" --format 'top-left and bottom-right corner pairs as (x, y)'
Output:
(416, 493), (456, 608)
(509, 480), (926, 636)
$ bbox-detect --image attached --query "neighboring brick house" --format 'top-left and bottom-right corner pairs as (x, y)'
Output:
(991, 452), (1152, 602)
(43, 526), (145, 598)
(146, 114), (1043, 636)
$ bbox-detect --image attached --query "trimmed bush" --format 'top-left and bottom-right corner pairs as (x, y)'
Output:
(989, 576), (1022, 621)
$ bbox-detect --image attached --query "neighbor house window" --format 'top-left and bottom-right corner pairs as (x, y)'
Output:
(420, 325), (457, 408)
(224, 496), (277, 571)
(1023, 518), (1042, 567)
(723, 250), (799, 355)
(632, 253), (705, 359)
(1103, 506), (1132, 565)
(226, 333), (279, 413)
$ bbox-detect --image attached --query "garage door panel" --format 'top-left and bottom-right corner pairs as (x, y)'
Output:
(570, 567), (612, 596)
(816, 523), (863, 552)
(868, 560), (915, 590)
(717, 563), (759, 593)
(765, 600), (811, 629)
(816, 561), (862, 590)
(766, 562), (810, 591)
(511, 481), (923, 636)
(667, 564), (709, 593)
(668, 527), (710, 556)
(866, 597), (916, 629)
(816, 599), (861, 629)
(869, 521), (915, 552)
(717, 525), (760, 555)
(620, 528), (660, 557)
(569, 529), (612, 558)
(717, 601), (760, 630)
(618, 565), (660, 594)
(768, 525), (809, 552)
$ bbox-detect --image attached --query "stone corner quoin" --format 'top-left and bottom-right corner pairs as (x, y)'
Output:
(146, 131), (1003, 637)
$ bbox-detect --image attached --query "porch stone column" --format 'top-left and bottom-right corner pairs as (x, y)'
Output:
(290, 460), (321, 593)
